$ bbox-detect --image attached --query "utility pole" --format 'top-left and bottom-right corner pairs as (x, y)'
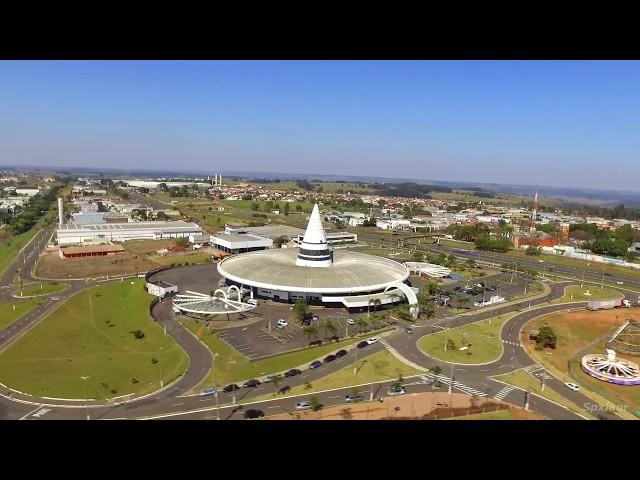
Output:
(353, 345), (358, 375)
(81, 376), (90, 420)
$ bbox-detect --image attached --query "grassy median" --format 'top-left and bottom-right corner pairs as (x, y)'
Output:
(418, 313), (516, 364)
(0, 279), (188, 399)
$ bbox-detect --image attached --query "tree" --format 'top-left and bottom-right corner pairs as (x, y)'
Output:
(155, 211), (169, 221)
(421, 302), (435, 319)
(295, 204), (303, 212)
(283, 203), (290, 216)
(250, 202), (259, 211)
(309, 395), (323, 412)
(465, 258), (476, 268)
(303, 326), (318, 343)
(292, 300), (307, 324)
(525, 245), (542, 256)
(324, 319), (337, 339)
(356, 318), (369, 333)
(412, 251), (424, 262)
(536, 324), (557, 349)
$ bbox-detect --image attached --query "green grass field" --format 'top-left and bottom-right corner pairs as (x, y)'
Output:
(439, 239), (476, 250)
(553, 285), (622, 303)
(251, 349), (422, 401)
(183, 320), (394, 389)
(0, 298), (44, 331)
(148, 252), (212, 266)
(418, 313), (515, 364)
(12, 282), (69, 297)
(507, 250), (640, 281)
(0, 279), (188, 399)
(491, 369), (593, 419)
(223, 199), (315, 213)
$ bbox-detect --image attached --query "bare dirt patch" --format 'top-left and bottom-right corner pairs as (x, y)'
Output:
(522, 309), (640, 416)
(266, 392), (540, 420)
(36, 249), (158, 279)
(121, 239), (176, 257)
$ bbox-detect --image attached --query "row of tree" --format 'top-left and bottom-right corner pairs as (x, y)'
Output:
(8, 186), (60, 235)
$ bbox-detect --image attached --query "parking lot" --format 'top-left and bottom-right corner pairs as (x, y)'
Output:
(215, 306), (392, 359)
(428, 272), (540, 314)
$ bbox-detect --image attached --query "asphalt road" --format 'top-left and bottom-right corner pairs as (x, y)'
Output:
(0, 225), (637, 420)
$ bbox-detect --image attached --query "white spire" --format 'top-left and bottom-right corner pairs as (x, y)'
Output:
(296, 203), (332, 267)
(301, 204), (327, 244)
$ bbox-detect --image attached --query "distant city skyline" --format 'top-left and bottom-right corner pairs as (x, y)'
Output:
(1, 60), (639, 191)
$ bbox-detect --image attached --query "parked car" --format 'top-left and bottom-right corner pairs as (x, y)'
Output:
(357, 341), (369, 348)
(243, 379), (261, 388)
(276, 319), (288, 329)
(309, 360), (322, 369)
(244, 409), (264, 419)
(387, 385), (406, 396)
(345, 394), (364, 403)
(284, 368), (302, 378)
(201, 388), (216, 396)
(324, 354), (336, 363)
(309, 339), (323, 346)
(346, 318), (355, 325)
(223, 384), (240, 393)
(302, 319), (312, 326)
(264, 375), (278, 383)
(564, 382), (580, 392)
(295, 401), (311, 411)
(406, 327), (413, 334)
(278, 385), (291, 394)
(312, 314), (320, 321)
(366, 337), (378, 345)
(335, 349), (347, 357)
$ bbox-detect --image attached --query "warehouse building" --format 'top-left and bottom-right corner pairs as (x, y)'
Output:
(56, 221), (202, 246)
(59, 244), (126, 259)
(210, 232), (273, 254)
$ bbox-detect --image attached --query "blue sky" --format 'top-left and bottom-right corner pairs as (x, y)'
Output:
(0, 60), (639, 191)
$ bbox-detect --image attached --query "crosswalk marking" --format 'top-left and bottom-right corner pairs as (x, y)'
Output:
(494, 385), (515, 400)
(421, 373), (487, 397)
(502, 340), (520, 346)
(523, 363), (542, 373)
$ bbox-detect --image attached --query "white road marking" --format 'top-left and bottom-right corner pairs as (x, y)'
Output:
(20, 404), (44, 420)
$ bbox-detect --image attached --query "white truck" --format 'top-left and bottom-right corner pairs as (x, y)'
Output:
(587, 299), (631, 311)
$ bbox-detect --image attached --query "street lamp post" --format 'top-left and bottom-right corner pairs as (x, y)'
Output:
(81, 376), (90, 420)
(353, 346), (358, 376)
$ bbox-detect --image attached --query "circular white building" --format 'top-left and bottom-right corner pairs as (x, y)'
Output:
(217, 204), (418, 316)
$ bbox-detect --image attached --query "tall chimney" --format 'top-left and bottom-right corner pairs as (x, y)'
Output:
(57, 197), (64, 225)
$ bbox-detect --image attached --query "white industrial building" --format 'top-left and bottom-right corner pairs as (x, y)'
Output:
(210, 232), (273, 254)
(56, 221), (203, 246)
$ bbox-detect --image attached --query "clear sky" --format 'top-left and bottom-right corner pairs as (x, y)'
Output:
(1, 60), (639, 191)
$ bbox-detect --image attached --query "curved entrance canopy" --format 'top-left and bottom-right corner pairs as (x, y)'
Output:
(384, 281), (419, 320)
(172, 289), (257, 315)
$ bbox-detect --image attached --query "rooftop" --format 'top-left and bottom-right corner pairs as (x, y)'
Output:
(218, 248), (409, 293)
(58, 220), (201, 232)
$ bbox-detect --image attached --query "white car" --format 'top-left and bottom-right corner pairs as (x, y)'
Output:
(564, 382), (580, 392)
(295, 401), (311, 411)
(275, 319), (288, 329)
(387, 386), (406, 396)
(346, 318), (355, 325)
(473, 301), (482, 307)
(366, 337), (378, 345)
